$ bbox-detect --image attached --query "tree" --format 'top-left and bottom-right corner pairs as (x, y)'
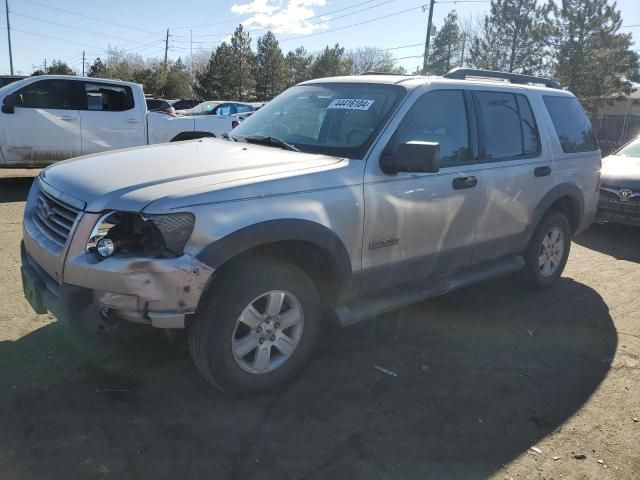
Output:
(285, 46), (312, 86)
(230, 24), (255, 100)
(348, 47), (397, 75)
(46, 60), (75, 76)
(309, 44), (352, 79)
(469, 0), (552, 75)
(429, 11), (463, 75)
(254, 31), (287, 100)
(552, 0), (640, 113)
(164, 58), (191, 98)
(87, 57), (107, 78)
(194, 42), (237, 100)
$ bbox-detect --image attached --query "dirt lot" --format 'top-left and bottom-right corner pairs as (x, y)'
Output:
(0, 169), (638, 480)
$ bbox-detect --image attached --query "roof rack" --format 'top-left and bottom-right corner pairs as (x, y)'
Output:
(443, 67), (562, 89)
(360, 71), (406, 76)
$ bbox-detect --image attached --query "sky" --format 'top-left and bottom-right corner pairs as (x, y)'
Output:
(1, 0), (639, 76)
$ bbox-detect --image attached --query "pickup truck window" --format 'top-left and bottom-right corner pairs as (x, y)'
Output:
(232, 83), (406, 159)
(83, 82), (134, 112)
(387, 89), (472, 166)
(14, 79), (81, 110)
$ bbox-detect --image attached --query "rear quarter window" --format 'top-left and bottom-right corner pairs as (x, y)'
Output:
(543, 96), (598, 154)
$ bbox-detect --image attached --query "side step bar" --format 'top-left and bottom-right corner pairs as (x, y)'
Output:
(333, 255), (525, 327)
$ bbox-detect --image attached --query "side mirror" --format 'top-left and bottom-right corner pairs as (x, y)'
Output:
(2, 93), (22, 114)
(381, 141), (440, 174)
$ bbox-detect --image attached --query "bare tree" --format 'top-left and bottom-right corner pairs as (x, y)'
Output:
(348, 47), (397, 75)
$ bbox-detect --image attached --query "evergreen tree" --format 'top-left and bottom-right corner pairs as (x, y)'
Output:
(195, 43), (237, 100)
(164, 58), (191, 98)
(87, 57), (107, 78)
(309, 44), (352, 79)
(470, 0), (552, 74)
(46, 60), (75, 76)
(429, 11), (462, 75)
(230, 24), (255, 100)
(254, 31), (287, 101)
(553, 0), (640, 112)
(285, 46), (312, 86)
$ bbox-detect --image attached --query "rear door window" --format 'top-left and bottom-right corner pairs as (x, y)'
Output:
(83, 83), (134, 111)
(543, 96), (598, 153)
(474, 91), (541, 160)
(15, 79), (81, 110)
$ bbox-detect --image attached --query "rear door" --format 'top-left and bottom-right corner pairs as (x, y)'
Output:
(470, 89), (554, 264)
(79, 81), (146, 155)
(0, 78), (82, 166)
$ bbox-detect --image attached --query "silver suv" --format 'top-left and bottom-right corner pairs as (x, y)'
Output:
(21, 69), (601, 392)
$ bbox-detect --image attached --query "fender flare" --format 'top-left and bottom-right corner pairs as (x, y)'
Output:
(170, 131), (216, 142)
(520, 182), (584, 249)
(196, 219), (353, 293)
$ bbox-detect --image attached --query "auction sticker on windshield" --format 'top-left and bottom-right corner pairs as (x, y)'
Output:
(327, 99), (375, 110)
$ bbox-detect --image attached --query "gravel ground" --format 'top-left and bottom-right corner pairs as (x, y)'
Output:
(0, 169), (638, 480)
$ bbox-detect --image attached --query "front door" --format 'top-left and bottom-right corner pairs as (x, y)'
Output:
(362, 88), (484, 293)
(0, 79), (81, 166)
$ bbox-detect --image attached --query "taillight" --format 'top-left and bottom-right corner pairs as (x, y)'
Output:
(231, 120), (240, 129)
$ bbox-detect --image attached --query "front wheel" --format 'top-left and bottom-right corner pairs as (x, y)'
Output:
(188, 256), (321, 393)
(515, 210), (572, 290)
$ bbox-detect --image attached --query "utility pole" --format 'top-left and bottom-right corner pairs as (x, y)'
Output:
(82, 50), (85, 76)
(44, 58), (47, 73)
(422, 0), (435, 74)
(460, 32), (466, 67)
(164, 28), (169, 69)
(5, 0), (14, 75)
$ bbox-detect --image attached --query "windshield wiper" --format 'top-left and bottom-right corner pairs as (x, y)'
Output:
(245, 135), (300, 152)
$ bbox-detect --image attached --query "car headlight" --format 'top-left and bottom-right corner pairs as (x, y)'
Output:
(86, 211), (195, 260)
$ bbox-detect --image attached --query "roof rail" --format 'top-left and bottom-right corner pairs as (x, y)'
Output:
(360, 71), (406, 76)
(443, 67), (562, 89)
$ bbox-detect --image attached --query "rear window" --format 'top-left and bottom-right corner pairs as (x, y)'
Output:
(84, 83), (134, 111)
(543, 96), (598, 153)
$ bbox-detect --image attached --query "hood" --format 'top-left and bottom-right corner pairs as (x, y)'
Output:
(601, 154), (640, 190)
(40, 138), (348, 213)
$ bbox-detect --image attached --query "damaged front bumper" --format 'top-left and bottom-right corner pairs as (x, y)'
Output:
(22, 210), (215, 329)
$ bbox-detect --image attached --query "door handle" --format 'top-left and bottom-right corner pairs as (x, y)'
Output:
(58, 115), (75, 121)
(126, 119), (142, 124)
(452, 176), (478, 190)
(534, 166), (552, 177)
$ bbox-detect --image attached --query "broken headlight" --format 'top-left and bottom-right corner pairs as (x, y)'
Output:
(86, 211), (195, 260)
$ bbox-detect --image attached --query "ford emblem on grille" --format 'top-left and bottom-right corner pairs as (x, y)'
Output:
(617, 189), (633, 202)
(37, 200), (54, 219)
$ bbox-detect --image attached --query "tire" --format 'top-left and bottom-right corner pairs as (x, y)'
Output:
(515, 210), (572, 291)
(188, 256), (321, 393)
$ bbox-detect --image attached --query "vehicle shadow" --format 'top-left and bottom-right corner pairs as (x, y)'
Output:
(574, 223), (639, 263)
(0, 276), (616, 480)
(0, 176), (35, 203)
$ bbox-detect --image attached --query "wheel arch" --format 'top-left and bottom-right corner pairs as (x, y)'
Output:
(522, 183), (584, 250)
(170, 131), (216, 142)
(196, 219), (355, 306)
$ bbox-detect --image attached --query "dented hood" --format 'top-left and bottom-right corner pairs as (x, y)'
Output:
(40, 138), (347, 213)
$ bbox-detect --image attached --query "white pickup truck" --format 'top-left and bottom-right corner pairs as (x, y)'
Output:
(0, 75), (241, 167)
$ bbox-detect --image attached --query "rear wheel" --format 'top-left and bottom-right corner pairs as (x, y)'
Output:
(515, 210), (572, 290)
(188, 256), (321, 393)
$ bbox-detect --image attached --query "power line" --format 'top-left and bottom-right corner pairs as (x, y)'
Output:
(10, 11), (156, 44)
(173, 0), (388, 33)
(11, 27), (105, 50)
(12, 0), (159, 35)
(280, 3), (427, 42)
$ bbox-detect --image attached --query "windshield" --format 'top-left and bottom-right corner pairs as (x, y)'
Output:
(232, 83), (406, 158)
(615, 136), (640, 158)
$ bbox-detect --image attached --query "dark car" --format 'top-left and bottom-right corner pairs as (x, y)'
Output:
(145, 98), (176, 116)
(0, 75), (27, 88)
(596, 135), (640, 226)
(169, 98), (200, 111)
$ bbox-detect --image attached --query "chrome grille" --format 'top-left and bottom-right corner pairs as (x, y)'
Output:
(32, 188), (80, 248)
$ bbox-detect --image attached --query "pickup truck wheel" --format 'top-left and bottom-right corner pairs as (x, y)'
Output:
(515, 210), (571, 291)
(188, 256), (321, 393)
